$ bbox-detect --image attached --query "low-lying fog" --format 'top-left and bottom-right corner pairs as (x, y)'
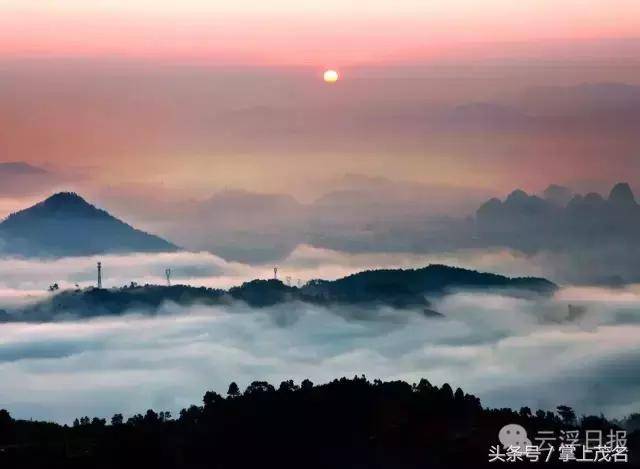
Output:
(1, 247), (639, 423)
(0, 244), (551, 292)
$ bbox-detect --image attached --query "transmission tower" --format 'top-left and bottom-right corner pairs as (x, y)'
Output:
(165, 268), (171, 286)
(97, 262), (102, 289)
(273, 267), (278, 279)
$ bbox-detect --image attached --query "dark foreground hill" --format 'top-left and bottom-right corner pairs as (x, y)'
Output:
(0, 192), (178, 257)
(0, 376), (637, 469)
(2, 265), (557, 322)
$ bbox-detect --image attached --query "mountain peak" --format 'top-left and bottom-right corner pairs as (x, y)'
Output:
(505, 189), (529, 203)
(543, 184), (573, 206)
(27, 192), (109, 219)
(0, 192), (178, 257)
(608, 183), (636, 206)
(43, 191), (90, 206)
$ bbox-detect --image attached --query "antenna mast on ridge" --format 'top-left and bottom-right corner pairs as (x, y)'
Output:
(273, 267), (278, 280)
(165, 268), (171, 286)
(97, 262), (102, 289)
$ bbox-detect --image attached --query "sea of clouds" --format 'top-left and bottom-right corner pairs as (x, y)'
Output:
(1, 247), (640, 423)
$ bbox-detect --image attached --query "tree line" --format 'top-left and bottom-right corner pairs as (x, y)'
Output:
(1, 376), (639, 468)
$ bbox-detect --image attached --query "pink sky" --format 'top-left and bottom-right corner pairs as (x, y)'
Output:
(2, 0), (640, 217)
(1, 0), (640, 65)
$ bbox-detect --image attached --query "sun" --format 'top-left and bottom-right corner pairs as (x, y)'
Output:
(323, 69), (339, 83)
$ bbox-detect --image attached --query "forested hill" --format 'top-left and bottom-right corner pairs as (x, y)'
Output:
(1, 264), (557, 322)
(300, 264), (557, 306)
(0, 376), (637, 469)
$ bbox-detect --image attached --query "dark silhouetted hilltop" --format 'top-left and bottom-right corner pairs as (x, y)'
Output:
(609, 182), (637, 207)
(0, 192), (178, 257)
(229, 278), (298, 307)
(301, 264), (557, 307)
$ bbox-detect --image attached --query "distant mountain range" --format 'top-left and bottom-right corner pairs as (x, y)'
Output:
(0, 161), (48, 176)
(475, 182), (640, 248)
(471, 182), (640, 283)
(0, 192), (178, 257)
(0, 264), (557, 322)
(520, 82), (640, 116)
(0, 162), (65, 197)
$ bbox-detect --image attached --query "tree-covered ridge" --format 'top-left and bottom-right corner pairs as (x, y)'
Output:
(302, 264), (557, 307)
(1, 376), (638, 468)
(12, 284), (227, 321)
(3, 265), (557, 321)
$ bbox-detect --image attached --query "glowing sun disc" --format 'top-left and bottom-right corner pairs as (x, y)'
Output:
(323, 69), (339, 83)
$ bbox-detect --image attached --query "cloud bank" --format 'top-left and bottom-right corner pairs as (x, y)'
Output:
(0, 245), (553, 295)
(2, 283), (640, 423)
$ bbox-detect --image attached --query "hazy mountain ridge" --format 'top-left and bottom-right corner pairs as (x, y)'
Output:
(0, 162), (67, 197)
(0, 192), (178, 257)
(476, 182), (640, 246)
(520, 82), (640, 115)
(0, 162), (48, 175)
(470, 181), (640, 283)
